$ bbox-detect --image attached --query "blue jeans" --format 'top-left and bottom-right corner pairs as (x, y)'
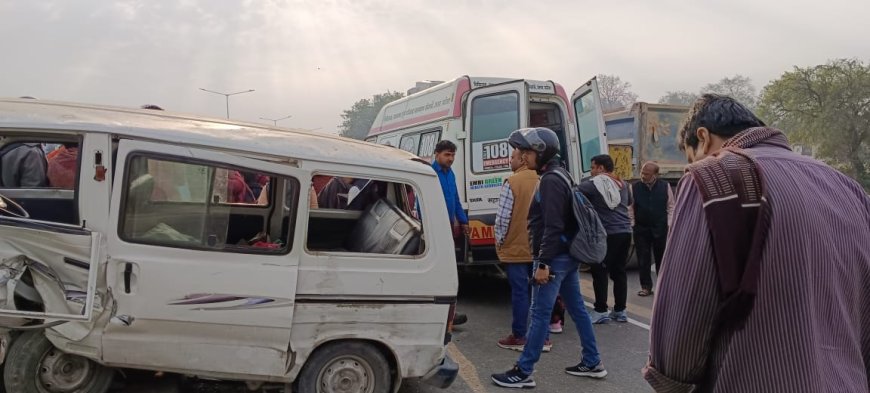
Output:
(505, 263), (533, 338)
(517, 254), (601, 374)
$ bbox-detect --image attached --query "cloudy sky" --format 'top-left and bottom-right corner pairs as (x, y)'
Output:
(2, 0), (868, 133)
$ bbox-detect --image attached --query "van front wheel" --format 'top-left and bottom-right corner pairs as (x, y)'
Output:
(295, 341), (390, 393)
(4, 331), (114, 393)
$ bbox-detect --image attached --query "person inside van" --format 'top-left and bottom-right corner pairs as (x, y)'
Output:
(46, 142), (78, 189)
(432, 140), (468, 326)
(317, 177), (353, 209)
(0, 142), (48, 188)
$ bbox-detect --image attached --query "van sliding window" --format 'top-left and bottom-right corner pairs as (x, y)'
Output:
(119, 155), (298, 254)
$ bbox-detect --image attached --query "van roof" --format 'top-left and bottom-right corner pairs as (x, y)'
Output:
(0, 98), (433, 175)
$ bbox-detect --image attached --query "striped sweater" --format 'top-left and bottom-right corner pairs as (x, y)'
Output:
(643, 139), (870, 392)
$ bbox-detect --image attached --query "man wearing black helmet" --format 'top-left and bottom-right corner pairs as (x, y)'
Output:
(492, 127), (606, 388)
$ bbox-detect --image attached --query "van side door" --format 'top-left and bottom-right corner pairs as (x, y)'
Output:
(102, 139), (306, 379)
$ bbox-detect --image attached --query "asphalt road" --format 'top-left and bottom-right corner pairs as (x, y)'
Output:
(113, 266), (659, 393)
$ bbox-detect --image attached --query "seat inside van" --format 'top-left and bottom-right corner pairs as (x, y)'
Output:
(308, 197), (423, 256)
(345, 198), (422, 255)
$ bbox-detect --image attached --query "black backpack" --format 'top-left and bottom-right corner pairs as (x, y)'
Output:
(543, 169), (608, 264)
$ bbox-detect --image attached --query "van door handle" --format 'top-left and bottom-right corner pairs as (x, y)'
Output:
(123, 263), (133, 294)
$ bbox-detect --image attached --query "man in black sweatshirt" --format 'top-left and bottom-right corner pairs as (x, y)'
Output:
(491, 128), (607, 389)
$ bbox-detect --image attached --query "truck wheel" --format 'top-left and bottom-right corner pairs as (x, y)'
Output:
(295, 341), (391, 393)
(4, 330), (113, 393)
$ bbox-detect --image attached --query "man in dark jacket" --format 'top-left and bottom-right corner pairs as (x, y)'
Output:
(579, 155), (632, 324)
(491, 128), (606, 389)
(631, 162), (674, 296)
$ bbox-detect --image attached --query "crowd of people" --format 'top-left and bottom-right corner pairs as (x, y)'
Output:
(427, 95), (869, 391)
(3, 95), (868, 391)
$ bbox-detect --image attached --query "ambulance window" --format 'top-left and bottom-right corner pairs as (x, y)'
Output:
(575, 91), (604, 173)
(470, 92), (519, 143)
(470, 92), (519, 172)
(399, 134), (420, 155)
(418, 130), (441, 161)
(120, 155), (298, 254)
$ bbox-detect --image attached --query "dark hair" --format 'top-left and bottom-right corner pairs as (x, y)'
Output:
(141, 104), (164, 111)
(590, 154), (614, 173)
(679, 94), (765, 150)
(434, 140), (457, 153)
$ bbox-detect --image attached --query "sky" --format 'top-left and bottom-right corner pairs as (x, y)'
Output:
(1, 0), (868, 134)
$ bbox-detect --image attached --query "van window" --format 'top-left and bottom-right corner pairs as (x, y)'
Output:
(307, 175), (424, 256)
(0, 136), (81, 224)
(120, 155), (298, 254)
(575, 91), (604, 173)
(470, 92), (519, 172)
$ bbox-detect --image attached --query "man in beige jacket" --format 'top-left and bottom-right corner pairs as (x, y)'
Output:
(495, 148), (552, 352)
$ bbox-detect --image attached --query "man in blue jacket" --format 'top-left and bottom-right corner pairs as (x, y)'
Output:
(432, 140), (469, 236)
(432, 140), (468, 325)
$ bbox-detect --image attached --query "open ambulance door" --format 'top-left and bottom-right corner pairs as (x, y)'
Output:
(571, 77), (609, 180)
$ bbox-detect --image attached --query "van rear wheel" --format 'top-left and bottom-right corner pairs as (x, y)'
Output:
(4, 330), (113, 393)
(295, 341), (390, 393)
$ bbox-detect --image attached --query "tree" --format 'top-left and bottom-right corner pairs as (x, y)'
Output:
(597, 74), (638, 112)
(658, 90), (699, 106)
(338, 91), (405, 140)
(757, 59), (870, 190)
(701, 74), (759, 109)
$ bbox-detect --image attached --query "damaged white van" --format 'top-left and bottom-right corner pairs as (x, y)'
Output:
(0, 98), (459, 392)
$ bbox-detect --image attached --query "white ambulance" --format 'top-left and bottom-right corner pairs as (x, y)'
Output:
(367, 77), (608, 264)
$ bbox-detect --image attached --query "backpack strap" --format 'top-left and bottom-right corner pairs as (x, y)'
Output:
(541, 168), (574, 187)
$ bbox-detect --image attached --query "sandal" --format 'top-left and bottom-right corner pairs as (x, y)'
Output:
(637, 289), (653, 297)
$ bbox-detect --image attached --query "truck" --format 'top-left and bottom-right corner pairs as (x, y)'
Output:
(604, 102), (690, 183)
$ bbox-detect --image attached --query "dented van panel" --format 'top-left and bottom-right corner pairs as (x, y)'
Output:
(0, 222), (102, 327)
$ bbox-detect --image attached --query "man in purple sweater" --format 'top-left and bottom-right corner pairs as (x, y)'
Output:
(644, 94), (870, 392)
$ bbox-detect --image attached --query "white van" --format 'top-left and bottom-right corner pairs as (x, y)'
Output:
(367, 76), (608, 264)
(0, 99), (459, 392)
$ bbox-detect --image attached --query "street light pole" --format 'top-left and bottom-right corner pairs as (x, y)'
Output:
(259, 114), (293, 127)
(199, 88), (255, 119)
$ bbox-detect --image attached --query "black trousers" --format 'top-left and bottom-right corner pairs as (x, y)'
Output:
(590, 233), (632, 313)
(635, 228), (668, 290)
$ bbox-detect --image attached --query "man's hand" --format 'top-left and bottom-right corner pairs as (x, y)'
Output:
(534, 264), (551, 284)
(462, 224), (470, 236)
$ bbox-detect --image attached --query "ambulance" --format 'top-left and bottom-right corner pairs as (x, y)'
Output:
(367, 77), (608, 264)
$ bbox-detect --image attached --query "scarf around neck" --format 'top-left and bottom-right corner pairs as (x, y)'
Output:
(686, 127), (789, 331)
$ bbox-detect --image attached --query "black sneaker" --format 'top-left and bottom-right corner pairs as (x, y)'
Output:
(453, 313), (468, 326)
(491, 366), (535, 388)
(565, 362), (608, 379)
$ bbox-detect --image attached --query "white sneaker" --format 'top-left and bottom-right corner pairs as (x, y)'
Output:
(589, 310), (611, 324)
(549, 322), (563, 334)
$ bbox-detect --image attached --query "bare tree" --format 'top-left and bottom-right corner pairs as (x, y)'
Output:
(597, 74), (639, 112)
(658, 90), (699, 106)
(701, 75), (759, 109)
